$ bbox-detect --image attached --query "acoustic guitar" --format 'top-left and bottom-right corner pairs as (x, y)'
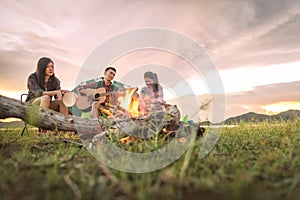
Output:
(76, 87), (117, 111)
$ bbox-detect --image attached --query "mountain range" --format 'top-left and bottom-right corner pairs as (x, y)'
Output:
(223, 109), (300, 124)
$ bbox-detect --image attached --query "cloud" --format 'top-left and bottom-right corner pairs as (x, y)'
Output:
(205, 0), (300, 68)
(1, 0), (300, 118)
(225, 81), (300, 117)
(168, 81), (300, 121)
(227, 81), (300, 104)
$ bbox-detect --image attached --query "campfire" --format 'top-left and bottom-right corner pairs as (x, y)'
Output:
(98, 87), (178, 120)
(117, 87), (141, 117)
(87, 87), (182, 144)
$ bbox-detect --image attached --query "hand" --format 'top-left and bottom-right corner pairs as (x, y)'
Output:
(60, 90), (70, 95)
(56, 90), (63, 100)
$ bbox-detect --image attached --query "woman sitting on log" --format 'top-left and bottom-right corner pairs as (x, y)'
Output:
(25, 57), (69, 133)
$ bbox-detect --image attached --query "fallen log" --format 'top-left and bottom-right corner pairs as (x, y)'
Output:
(0, 94), (99, 133)
(0, 95), (181, 137)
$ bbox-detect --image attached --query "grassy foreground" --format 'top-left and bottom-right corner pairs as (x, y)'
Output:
(0, 119), (300, 200)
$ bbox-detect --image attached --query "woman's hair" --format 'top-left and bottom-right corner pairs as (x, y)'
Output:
(144, 71), (158, 83)
(144, 71), (159, 93)
(36, 57), (57, 89)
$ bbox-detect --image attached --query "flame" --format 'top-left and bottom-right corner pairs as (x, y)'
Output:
(117, 87), (141, 117)
(120, 136), (138, 144)
(128, 95), (140, 117)
(120, 136), (131, 144)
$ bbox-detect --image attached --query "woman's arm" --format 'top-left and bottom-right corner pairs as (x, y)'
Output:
(28, 74), (63, 100)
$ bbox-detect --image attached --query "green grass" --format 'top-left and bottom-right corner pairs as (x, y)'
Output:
(0, 118), (300, 200)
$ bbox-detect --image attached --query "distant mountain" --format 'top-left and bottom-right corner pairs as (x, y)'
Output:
(274, 110), (300, 120)
(223, 110), (300, 124)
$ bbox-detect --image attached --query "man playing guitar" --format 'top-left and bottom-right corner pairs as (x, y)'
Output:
(76, 66), (121, 118)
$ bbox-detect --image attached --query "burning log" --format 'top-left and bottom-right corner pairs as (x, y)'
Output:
(103, 102), (132, 118)
(100, 103), (181, 139)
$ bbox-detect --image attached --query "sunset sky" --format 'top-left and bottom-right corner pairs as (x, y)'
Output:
(1, 0), (300, 121)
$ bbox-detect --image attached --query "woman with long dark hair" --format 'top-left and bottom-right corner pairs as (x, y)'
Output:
(26, 57), (69, 132)
(140, 71), (164, 113)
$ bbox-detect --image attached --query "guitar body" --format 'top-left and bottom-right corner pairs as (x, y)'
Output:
(76, 87), (107, 110)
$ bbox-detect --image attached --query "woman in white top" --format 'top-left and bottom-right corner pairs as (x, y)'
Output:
(140, 71), (164, 113)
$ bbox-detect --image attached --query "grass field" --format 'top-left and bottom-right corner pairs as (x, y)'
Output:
(0, 118), (300, 200)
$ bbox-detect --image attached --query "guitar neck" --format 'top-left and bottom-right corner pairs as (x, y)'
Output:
(97, 87), (137, 97)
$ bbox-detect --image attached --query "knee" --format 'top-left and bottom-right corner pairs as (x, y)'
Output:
(41, 95), (51, 103)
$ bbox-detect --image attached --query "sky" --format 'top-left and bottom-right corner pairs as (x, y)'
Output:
(1, 0), (300, 121)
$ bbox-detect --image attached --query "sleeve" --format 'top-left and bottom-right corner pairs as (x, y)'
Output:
(28, 74), (44, 97)
(112, 81), (125, 89)
(112, 84), (120, 91)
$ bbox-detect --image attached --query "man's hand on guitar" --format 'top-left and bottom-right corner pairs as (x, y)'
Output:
(76, 87), (107, 110)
